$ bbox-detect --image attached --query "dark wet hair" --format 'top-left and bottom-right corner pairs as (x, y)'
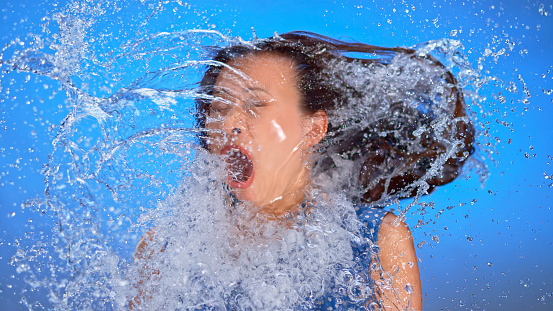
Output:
(196, 31), (475, 203)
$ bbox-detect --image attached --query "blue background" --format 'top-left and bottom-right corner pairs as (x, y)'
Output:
(1, 0), (552, 310)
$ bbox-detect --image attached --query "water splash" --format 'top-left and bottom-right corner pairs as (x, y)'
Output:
(1, 1), (527, 310)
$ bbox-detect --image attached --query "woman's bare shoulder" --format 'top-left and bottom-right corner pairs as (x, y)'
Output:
(379, 213), (412, 241)
(375, 212), (423, 310)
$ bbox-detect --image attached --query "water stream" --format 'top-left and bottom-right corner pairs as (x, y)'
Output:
(1, 1), (551, 310)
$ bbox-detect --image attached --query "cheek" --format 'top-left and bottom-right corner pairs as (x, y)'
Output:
(274, 115), (305, 146)
(252, 118), (305, 167)
(205, 120), (225, 152)
(254, 117), (300, 146)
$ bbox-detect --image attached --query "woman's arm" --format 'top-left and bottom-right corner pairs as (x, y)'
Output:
(129, 229), (159, 310)
(371, 213), (423, 310)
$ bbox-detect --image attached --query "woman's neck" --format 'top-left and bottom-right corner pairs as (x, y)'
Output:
(257, 168), (310, 217)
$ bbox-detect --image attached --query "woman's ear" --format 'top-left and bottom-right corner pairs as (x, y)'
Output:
(303, 110), (328, 148)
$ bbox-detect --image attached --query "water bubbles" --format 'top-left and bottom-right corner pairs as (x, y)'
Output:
(466, 236), (473, 242)
(487, 262), (493, 266)
(3, 0), (530, 309)
(520, 277), (532, 287)
(538, 4), (550, 16)
(538, 292), (553, 302)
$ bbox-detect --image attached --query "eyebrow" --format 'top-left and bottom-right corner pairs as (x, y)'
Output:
(212, 86), (272, 98)
(246, 86), (272, 96)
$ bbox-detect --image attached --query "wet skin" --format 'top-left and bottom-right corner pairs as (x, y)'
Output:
(132, 52), (423, 311)
(206, 52), (327, 216)
(205, 52), (423, 310)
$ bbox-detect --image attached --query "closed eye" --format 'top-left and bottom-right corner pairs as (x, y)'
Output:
(245, 97), (265, 109)
(209, 97), (232, 115)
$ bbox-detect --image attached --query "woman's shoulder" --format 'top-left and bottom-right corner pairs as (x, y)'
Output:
(378, 212), (413, 242)
(355, 205), (414, 249)
(371, 212), (422, 310)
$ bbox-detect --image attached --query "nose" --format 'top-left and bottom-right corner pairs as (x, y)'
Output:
(221, 104), (246, 138)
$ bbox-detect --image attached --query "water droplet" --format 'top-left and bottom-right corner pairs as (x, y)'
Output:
(487, 262), (493, 266)
(539, 4), (550, 16)
(467, 236), (473, 242)
(432, 235), (440, 243)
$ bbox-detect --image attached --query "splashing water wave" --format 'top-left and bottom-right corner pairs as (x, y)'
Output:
(2, 1), (514, 310)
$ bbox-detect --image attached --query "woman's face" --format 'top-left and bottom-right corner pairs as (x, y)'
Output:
(206, 53), (326, 214)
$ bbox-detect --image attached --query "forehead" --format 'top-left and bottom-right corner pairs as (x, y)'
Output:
(215, 53), (298, 92)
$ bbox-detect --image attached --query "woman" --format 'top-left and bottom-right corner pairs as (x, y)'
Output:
(133, 31), (474, 310)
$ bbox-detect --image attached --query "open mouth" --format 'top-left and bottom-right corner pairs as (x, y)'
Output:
(220, 145), (255, 189)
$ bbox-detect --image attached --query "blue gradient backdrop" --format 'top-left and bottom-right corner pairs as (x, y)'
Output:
(1, 0), (552, 310)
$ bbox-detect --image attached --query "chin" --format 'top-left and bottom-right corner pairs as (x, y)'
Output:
(231, 187), (257, 204)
